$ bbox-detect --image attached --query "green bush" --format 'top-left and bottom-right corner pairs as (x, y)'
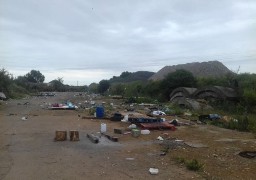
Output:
(9, 83), (29, 99)
(247, 114), (256, 137)
(88, 108), (96, 116)
(185, 159), (203, 171)
(175, 157), (203, 171)
(175, 157), (186, 164)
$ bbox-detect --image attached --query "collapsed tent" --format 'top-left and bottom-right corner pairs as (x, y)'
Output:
(193, 86), (238, 101)
(169, 87), (197, 102)
(169, 86), (238, 110)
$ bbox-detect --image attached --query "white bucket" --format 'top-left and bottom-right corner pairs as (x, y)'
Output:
(101, 123), (107, 133)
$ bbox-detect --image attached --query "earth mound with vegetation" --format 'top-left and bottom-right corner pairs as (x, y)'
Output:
(149, 61), (233, 81)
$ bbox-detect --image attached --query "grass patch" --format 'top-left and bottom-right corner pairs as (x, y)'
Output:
(175, 157), (203, 171)
(185, 159), (203, 171)
(209, 114), (256, 134)
(175, 157), (186, 164)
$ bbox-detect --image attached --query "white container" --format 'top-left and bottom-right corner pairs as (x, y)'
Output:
(101, 123), (107, 133)
(149, 168), (159, 175)
(141, 129), (150, 135)
(128, 124), (137, 129)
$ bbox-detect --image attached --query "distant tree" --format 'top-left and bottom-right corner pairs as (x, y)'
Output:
(25, 70), (45, 83)
(57, 77), (64, 84)
(88, 83), (98, 93)
(143, 81), (161, 98)
(109, 84), (125, 96)
(0, 68), (13, 94)
(123, 81), (143, 98)
(84, 85), (89, 92)
(49, 79), (65, 91)
(160, 69), (197, 100)
(15, 76), (29, 86)
(120, 71), (132, 78)
(98, 80), (110, 94)
(237, 73), (256, 112)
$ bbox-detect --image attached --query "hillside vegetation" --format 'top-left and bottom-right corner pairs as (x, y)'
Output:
(109, 71), (155, 83)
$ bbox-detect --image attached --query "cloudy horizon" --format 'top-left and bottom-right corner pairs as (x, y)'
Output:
(1, 0), (255, 85)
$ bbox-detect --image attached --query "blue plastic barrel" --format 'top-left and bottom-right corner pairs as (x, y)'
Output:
(96, 106), (104, 118)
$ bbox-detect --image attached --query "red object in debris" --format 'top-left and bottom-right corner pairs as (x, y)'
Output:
(139, 122), (176, 130)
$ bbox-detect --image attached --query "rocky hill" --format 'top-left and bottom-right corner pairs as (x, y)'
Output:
(149, 61), (233, 81)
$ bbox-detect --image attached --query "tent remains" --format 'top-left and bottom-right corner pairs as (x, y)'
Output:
(169, 86), (238, 110)
(193, 86), (238, 101)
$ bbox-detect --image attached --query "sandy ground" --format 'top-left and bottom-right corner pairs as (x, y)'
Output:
(0, 92), (255, 180)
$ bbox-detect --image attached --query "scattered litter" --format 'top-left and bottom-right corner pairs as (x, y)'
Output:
(215, 138), (238, 142)
(199, 114), (221, 123)
(129, 117), (163, 123)
(131, 129), (140, 137)
(8, 113), (17, 116)
(162, 133), (169, 137)
(103, 134), (119, 142)
(239, 151), (256, 159)
(149, 168), (159, 175)
(23, 102), (30, 105)
(184, 112), (192, 116)
(157, 136), (164, 141)
(140, 122), (176, 130)
(121, 115), (129, 122)
(110, 112), (124, 121)
(175, 139), (184, 142)
(141, 129), (150, 135)
(21, 117), (28, 121)
(160, 152), (166, 156)
(170, 119), (179, 126)
(114, 128), (124, 134)
(152, 110), (166, 116)
(128, 124), (137, 129)
(69, 130), (79, 141)
(55, 130), (67, 141)
(87, 133), (99, 143)
(49, 101), (78, 110)
(96, 106), (104, 118)
(185, 142), (208, 148)
(100, 123), (107, 133)
(162, 139), (187, 149)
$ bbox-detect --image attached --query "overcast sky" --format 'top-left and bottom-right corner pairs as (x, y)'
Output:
(1, 0), (255, 85)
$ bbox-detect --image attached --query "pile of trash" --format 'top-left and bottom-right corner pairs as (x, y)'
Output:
(48, 101), (78, 110)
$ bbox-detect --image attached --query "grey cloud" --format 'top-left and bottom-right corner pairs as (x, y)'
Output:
(0, 0), (255, 85)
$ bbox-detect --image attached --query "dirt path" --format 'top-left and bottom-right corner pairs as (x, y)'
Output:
(0, 93), (255, 179)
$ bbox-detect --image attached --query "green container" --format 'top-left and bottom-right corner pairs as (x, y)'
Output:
(132, 129), (140, 137)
